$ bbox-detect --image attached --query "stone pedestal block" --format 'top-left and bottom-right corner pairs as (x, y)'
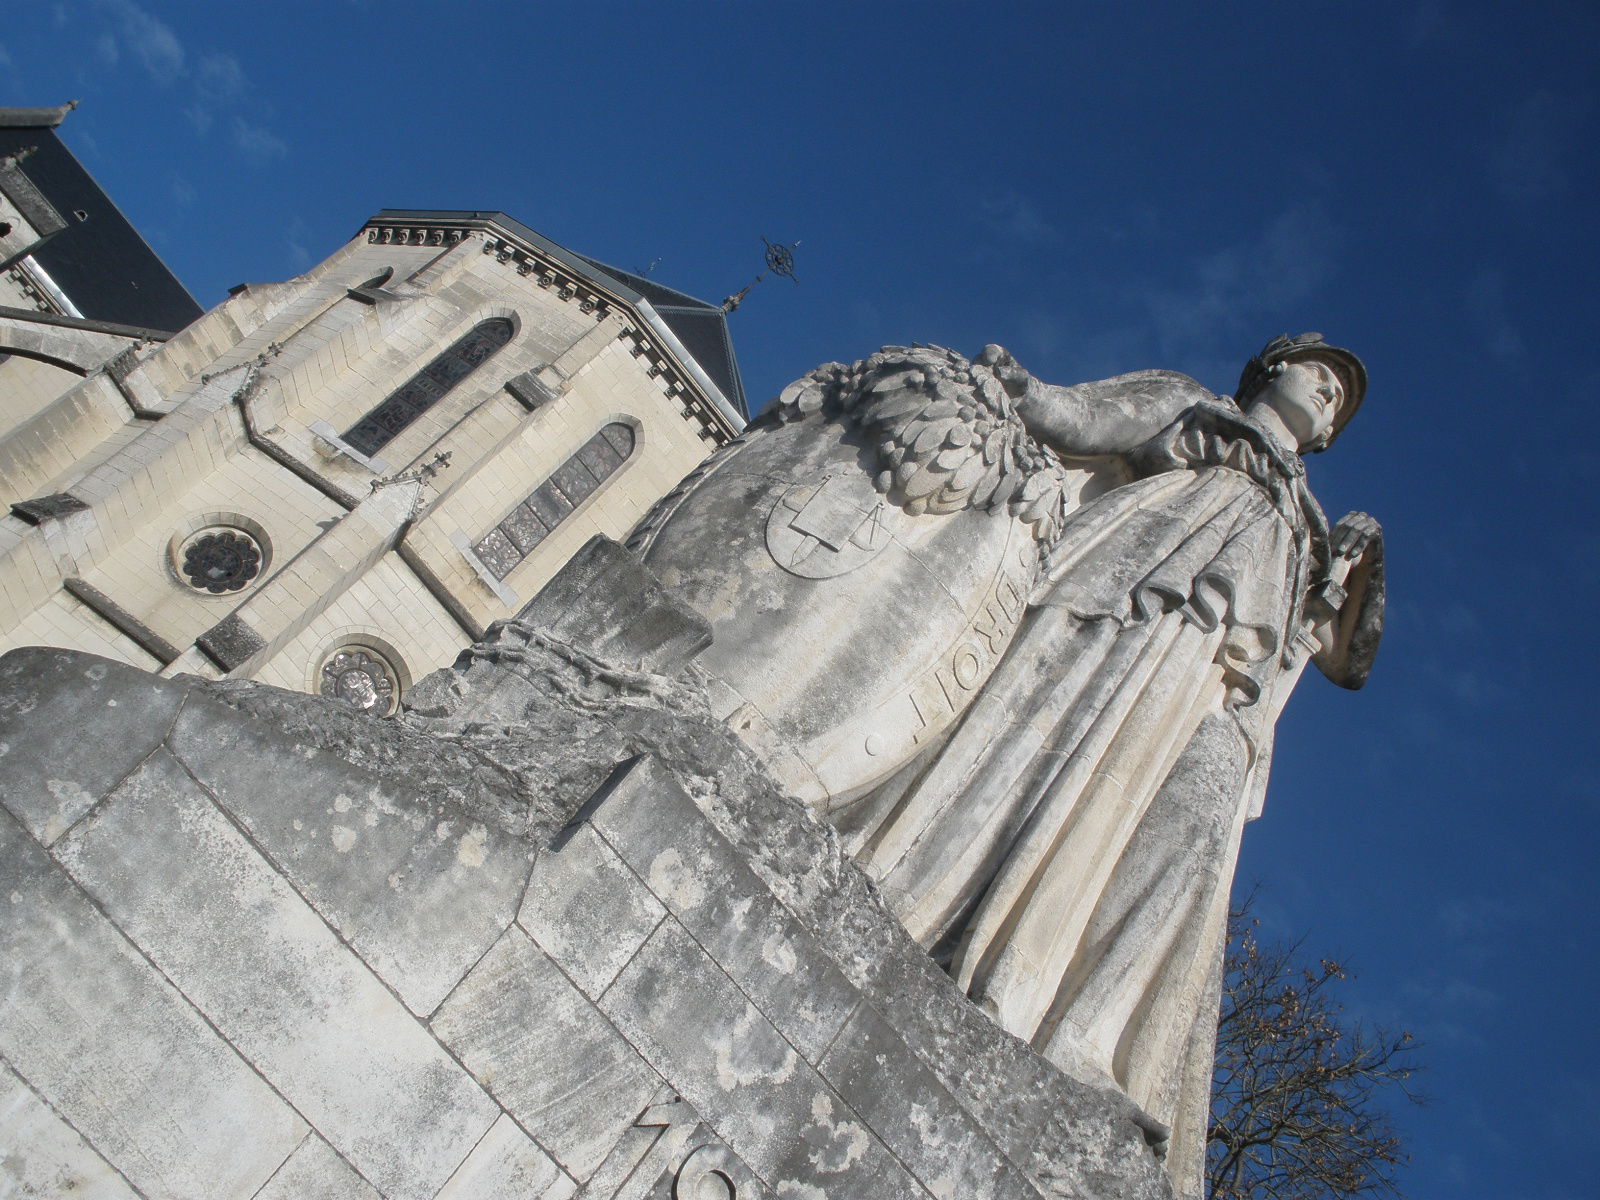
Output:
(0, 625), (1171, 1197)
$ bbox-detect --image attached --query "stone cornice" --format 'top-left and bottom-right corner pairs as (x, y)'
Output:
(359, 212), (742, 443)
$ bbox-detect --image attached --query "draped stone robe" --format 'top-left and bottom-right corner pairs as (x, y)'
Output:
(839, 393), (1359, 1189)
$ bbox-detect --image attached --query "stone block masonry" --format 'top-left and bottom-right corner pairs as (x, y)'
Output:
(0, 610), (1173, 1197)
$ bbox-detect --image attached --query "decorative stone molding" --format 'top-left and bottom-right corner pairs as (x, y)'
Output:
(364, 223), (471, 249)
(9, 492), (89, 525)
(317, 645), (401, 716)
(196, 613), (268, 672)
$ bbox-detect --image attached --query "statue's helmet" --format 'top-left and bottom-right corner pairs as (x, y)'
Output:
(1236, 332), (1368, 450)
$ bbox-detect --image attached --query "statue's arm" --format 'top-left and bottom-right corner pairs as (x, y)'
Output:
(1312, 512), (1385, 689)
(978, 347), (1209, 456)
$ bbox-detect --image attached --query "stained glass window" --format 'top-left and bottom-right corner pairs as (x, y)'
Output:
(343, 317), (514, 457)
(472, 422), (636, 579)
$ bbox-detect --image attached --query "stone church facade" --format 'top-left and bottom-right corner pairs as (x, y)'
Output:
(1, 174), (746, 713)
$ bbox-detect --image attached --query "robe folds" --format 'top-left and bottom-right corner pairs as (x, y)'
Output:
(840, 398), (1337, 1186)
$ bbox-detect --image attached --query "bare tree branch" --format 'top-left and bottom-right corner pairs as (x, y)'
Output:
(1206, 896), (1424, 1200)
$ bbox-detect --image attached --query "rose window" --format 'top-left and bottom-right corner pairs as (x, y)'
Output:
(181, 529), (264, 594)
(318, 647), (399, 716)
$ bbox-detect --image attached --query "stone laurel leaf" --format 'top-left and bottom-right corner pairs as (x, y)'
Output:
(769, 345), (1070, 541)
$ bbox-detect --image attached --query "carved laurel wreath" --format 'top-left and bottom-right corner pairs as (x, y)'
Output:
(771, 345), (1071, 543)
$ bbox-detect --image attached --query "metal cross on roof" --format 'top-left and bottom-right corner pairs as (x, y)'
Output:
(722, 237), (801, 313)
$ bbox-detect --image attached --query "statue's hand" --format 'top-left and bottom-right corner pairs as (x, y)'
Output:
(1332, 511), (1382, 560)
(978, 344), (1034, 400)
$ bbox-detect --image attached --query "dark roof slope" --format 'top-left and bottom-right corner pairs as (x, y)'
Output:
(573, 255), (747, 419)
(0, 108), (203, 333)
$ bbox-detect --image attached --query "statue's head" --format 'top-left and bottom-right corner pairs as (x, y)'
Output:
(1236, 333), (1367, 452)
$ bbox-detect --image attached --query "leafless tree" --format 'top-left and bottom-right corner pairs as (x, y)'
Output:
(1207, 899), (1422, 1200)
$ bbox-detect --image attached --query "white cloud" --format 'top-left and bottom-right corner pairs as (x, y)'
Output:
(0, 41), (17, 70)
(233, 119), (288, 163)
(196, 52), (247, 103)
(286, 217), (312, 273)
(1134, 205), (1342, 383)
(99, 0), (185, 83)
(977, 190), (1062, 245)
(85, 4), (289, 169)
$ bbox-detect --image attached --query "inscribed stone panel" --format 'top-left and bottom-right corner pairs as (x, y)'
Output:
(602, 919), (930, 1199)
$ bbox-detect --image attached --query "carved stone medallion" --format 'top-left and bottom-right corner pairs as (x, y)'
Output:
(765, 472), (903, 579)
(318, 647), (399, 716)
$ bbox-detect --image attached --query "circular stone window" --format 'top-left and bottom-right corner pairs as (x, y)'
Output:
(318, 646), (400, 716)
(179, 528), (264, 594)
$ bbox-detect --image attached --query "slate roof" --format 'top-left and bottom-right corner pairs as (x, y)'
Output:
(573, 255), (748, 420)
(0, 106), (203, 333)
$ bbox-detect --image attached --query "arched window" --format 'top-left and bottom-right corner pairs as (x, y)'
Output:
(473, 422), (637, 579)
(343, 317), (514, 457)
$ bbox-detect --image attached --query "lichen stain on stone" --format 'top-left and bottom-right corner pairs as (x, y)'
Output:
(804, 1092), (869, 1173)
(647, 848), (707, 909)
(83, 663), (108, 682)
(714, 1006), (797, 1090)
(456, 824), (487, 868)
(331, 826), (357, 853)
(333, 794), (353, 813)
(774, 1182), (827, 1200)
(761, 931), (797, 974)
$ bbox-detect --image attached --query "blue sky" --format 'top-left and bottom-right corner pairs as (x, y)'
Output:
(5, 2), (1597, 1195)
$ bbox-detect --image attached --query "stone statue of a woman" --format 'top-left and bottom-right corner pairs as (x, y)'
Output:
(629, 333), (1384, 1195)
(847, 334), (1384, 1186)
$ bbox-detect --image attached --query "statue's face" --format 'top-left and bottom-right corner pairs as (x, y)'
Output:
(1246, 359), (1344, 449)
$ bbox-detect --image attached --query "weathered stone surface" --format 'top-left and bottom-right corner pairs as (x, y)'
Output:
(518, 818), (665, 1000)
(431, 927), (663, 1181)
(580, 754), (861, 1065)
(252, 1135), (380, 1200)
(508, 533), (712, 673)
(0, 645), (187, 844)
(0, 805), (305, 1200)
(168, 687), (532, 1016)
(52, 750), (500, 1200)
(0, 1061), (139, 1200)
(819, 1001), (1039, 1200)
(0, 631), (1176, 1200)
(434, 1115), (576, 1200)
(602, 918), (930, 1198)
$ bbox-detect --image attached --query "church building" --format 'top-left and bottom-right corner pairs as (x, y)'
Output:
(0, 106), (747, 714)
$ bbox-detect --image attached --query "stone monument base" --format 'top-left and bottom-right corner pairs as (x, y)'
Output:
(0, 539), (1174, 1199)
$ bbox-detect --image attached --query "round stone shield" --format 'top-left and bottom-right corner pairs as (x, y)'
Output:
(765, 472), (903, 579)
